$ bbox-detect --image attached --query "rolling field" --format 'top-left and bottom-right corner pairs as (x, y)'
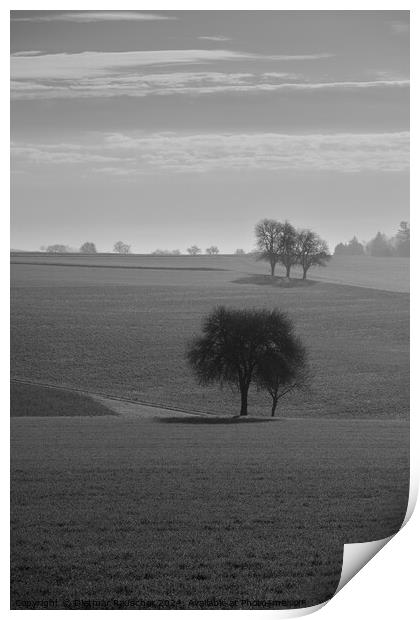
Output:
(11, 252), (409, 292)
(10, 254), (409, 609)
(11, 255), (409, 419)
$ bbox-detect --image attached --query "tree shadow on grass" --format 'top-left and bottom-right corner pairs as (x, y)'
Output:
(158, 416), (275, 424)
(232, 275), (317, 287)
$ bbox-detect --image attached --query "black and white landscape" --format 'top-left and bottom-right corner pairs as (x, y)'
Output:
(10, 10), (409, 610)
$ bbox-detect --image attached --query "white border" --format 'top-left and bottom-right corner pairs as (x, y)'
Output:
(4, 2), (417, 618)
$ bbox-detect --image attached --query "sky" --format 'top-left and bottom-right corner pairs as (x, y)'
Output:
(10, 10), (409, 253)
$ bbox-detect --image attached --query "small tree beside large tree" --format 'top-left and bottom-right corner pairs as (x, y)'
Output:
(296, 229), (331, 279)
(186, 306), (308, 417)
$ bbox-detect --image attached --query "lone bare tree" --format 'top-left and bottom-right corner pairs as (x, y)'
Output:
(187, 245), (201, 255)
(296, 230), (330, 279)
(113, 241), (131, 254)
(255, 219), (282, 276)
(80, 242), (97, 254)
(186, 306), (307, 417)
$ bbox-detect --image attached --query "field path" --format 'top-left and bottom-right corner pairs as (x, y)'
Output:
(10, 378), (211, 419)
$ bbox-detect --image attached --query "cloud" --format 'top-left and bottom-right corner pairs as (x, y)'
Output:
(12, 131), (409, 175)
(11, 49), (333, 81)
(198, 36), (231, 42)
(11, 11), (176, 22)
(390, 20), (409, 34)
(12, 50), (43, 57)
(11, 65), (408, 101)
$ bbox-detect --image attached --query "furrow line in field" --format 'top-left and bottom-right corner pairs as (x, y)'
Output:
(10, 377), (212, 417)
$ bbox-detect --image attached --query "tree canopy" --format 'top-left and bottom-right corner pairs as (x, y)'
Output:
(113, 241), (131, 254)
(186, 306), (308, 416)
(80, 242), (97, 254)
(255, 219), (329, 279)
(187, 245), (201, 255)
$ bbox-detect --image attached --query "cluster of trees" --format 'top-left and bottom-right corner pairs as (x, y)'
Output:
(113, 241), (131, 254)
(41, 244), (72, 253)
(334, 236), (364, 256)
(255, 219), (331, 279)
(151, 249), (181, 256)
(334, 222), (410, 258)
(187, 306), (308, 417)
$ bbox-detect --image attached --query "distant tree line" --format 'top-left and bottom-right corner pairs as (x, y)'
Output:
(334, 222), (409, 258)
(40, 222), (408, 260)
(151, 249), (181, 256)
(40, 241), (132, 254)
(254, 219), (331, 279)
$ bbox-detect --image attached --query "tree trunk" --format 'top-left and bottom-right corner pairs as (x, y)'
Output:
(286, 264), (291, 278)
(270, 260), (276, 277)
(271, 398), (278, 417)
(302, 268), (307, 280)
(239, 385), (249, 416)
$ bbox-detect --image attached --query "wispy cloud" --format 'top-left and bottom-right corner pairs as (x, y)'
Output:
(198, 36), (231, 42)
(11, 68), (409, 101)
(390, 20), (409, 34)
(11, 11), (176, 23)
(11, 131), (409, 175)
(11, 49), (333, 82)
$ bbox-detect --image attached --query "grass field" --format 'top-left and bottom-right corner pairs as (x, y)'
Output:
(11, 415), (408, 609)
(11, 253), (409, 293)
(10, 253), (409, 609)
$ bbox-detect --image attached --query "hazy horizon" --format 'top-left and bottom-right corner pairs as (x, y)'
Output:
(11, 10), (409, 253)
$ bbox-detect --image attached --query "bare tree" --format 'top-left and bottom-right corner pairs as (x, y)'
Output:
(255, 219), (282, 276)
(277, 221), (298, 278)
(206, 246), (219, 255)
(296, 230), (331, 279)
(186, 306), (307, 417)
(80, 242), (97, 254)
(187, 245), (201, 255)
(113, 241), (131, 254)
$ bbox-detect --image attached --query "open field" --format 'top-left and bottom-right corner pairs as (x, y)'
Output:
(11, 255), (409, 420)
(10, 254), (409, 609)
(11, 414), (408, 609)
